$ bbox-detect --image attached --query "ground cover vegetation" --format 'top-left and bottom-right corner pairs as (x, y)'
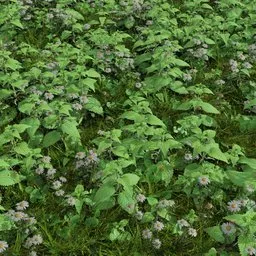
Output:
(0, 0), (256, 255)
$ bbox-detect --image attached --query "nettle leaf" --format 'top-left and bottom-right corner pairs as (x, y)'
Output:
(118, 190), (135, 214)
(94, 184), (116, 211)
(205, 226), (225, 243)
(0, 160), (9, 168)
(65, 9), (84, 20)
(14, 142), (31, 156)
(43, 131), (62, 148)
(18, 102), (35, 115)
(121, 111), (144, 122)
(208, 147), (228, 163)
(239, 157), (256, 169)
(117, 173), (140, 188)
(0, 170), (24, 186)
(20, 118), (40, 138)
(61, 120), (80, 139)
(171, 58), (190, 67)
(227, 170), (255, 187)
(85, 97), (103, 115)
(146, 115), (166, 127)
(238, 234), (255, 256)
(0, 214), (14, 231)
(85, 69), (101, 78)
(112, 146), (129, 159)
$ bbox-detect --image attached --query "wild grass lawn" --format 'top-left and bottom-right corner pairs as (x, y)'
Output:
(1, 0), (256, 255)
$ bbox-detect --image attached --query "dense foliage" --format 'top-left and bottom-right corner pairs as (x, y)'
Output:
(1, 0), (256, 255)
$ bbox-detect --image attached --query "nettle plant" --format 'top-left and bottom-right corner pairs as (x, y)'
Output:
(0, 0), (256, 255)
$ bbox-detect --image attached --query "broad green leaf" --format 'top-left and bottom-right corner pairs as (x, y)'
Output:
(14, 142), (31, 156)
(117, 173), (140, 188)
(146, 115), (166, 127)
(85, 97), (103, 115)
(85, 69), (101, 78)
(43, 131), (61, 148)
(205, 226), (225, 243)
(61, 120), (80, 139)
(118, 190), (135, 214)
(0, 170), (24, 186)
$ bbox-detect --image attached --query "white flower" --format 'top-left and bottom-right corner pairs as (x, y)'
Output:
(184, 153), (193, 161)
(135, 82), (142, 88)
(79, 95), (88, 104)
(188, 228), (197, 237)
(221, 222), (236, 235)
(243, 62), (252, 69)
(42, 156), (51, 164)
(11, 211), (27, 222)
(142, 229), (152, 239)
(183, 73), (192, 81)
(134, 211), (143, 220)
(177, 219), (190, 228)
(66, 196), (76, 206)
(158, 199), (175, 209)
(153, 221), (164, 231)
(35, 167), (44, 175)
(16, 201), (29, 211)
(215, 79), (225, 86)
(0, 241), (8, 253)
(44, 92), (54, 100)
(72, 103), (83, 111)
(245, 246), (256, 255)
(47, 168), (56, 176)
(59, 176), (67, 183)
(52, 180), (62, 190)
(136, 193), (146, 203)
(152, 238), (161, 249)
(198, 176), (210, 186)
(227, 200), (241, 212)
(246, 184), (255, 193)
(84, 24), (91, 30)
(24, 217), (37, 225)
(29, 251), (37, 256)
(31, 234), (43, 245)
(75, 152), (86, 159)
(55, 190), (65, 196)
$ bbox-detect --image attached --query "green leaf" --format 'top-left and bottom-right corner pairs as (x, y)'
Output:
(0, 170), (24, 186)
(172, 58), (190, 67)
(18, 102), (35, 114)
(239, 157), (256, 169)
(121, 111), (144, 122)
(208, 147), (228, 163)
(85, 69), (101, 78)
(0, 214), (14, 231)
(43, 131), (61, 148)
(94, 184), (116, 211)
(61, 120), (80, 139)
(198, 102), (220, 114)
(20, 118), (40, 138)
(146, 115), (166, 127)
(85, 97), (103, 115)
(112, 146), (129, 159)
(14, 142), (31, 156)
(205, 226), (225, 243)
(117, 173), (140, 188)
(118, 190), (135, 214)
